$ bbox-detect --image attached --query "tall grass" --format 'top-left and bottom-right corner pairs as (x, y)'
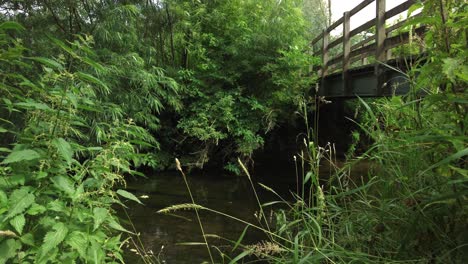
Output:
(175, 158), (215, 264)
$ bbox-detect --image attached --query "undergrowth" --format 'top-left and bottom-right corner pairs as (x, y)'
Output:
(159, 1), (467, 263)
(0, 22), (148, 263)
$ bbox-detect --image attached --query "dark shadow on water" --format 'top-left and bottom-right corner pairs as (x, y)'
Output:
(120, 159), (372, 263)
(120, 169), (294, 263)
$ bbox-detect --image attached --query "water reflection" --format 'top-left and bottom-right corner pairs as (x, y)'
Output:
(121, 161), (371, 263)
(121, 171), (281, 263)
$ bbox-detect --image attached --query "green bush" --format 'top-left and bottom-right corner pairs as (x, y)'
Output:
(0, 22), (147, 263)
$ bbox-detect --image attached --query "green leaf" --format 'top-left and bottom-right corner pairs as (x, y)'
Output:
(304, 171), (313, 184)
(232, 226), (249, 252)
(9, 214), (25, 235)
(116, 189), (143, 205)
(0, 239), (21, 264)
(51, 176), (75, 197)
(0, 147), (11, 153)
(88, 239), (105, 264)
(15, 101), (50, 110)
(20, 233), (35, 247)
(0, 191), (7, 207)
(407, 3), (423, 17)
(52, 138), (73, 165)
(443, 58), (461, 83)
(27, 203), (47, 216)
(72, 184), (84, 202)
(28, 57), (64, 71)
(1, 149), (41, 164)
(0, 174), (25, 189)
(93, 207), (108, 231)
(35, 171), (48, 180)
(76, 72), (110, 94)
(66, 231), (88, 259)
(5, 188), (35, 220)
(0, 21), (25, 31)
(421, 148), (468, 175)
(107, 217), (132, 234)
(49, 36), (78, 58)
(81, 57), (105, 72)
(0, 127), (7, 133)
(47, 200), (67, 213)
(228, 249), (252, 264)
(42, 222), (68, 254)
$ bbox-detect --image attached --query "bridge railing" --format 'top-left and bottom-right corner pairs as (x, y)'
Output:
(311, 0), (425, 96)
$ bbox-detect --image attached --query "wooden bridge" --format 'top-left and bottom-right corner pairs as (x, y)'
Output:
(311, 0), (426, 98)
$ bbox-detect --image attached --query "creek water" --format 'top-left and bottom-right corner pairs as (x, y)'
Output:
(121, 162), (370, 263)
(121, 167), (296, 263)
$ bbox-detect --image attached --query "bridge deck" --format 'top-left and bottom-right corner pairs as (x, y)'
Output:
(311, 0), (425, 98)
(319, 58), (415, 98)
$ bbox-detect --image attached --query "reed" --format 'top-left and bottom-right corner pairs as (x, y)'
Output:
(175, 158), (215, 264)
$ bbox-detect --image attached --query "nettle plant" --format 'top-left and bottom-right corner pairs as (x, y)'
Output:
(0, 22), (147, 263)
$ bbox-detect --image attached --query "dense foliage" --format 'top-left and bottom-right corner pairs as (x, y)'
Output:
(0, 0), (324, 262)
(2, 0), (465, 263)
(0, 22), (150, 262)
(239, 1), (467, 263)
(1, 0), (319, 171)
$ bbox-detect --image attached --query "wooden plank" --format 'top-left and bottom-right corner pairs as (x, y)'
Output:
(327, 54), (343, 68)
(385, 0), (417, 20)
(349, 19), (375, 38)
(327, 63), (341, 74)
(386, 13), (423, 34)
(327, 17), (344, 33)
(350, 52), (373, 65)
(384, 25), (426, 50)
(329, 40), (378, 68)
(328, 36), (343, 50)
(349, 0), (375, 16)
(350, 42), (376, 59)
(317, 0), (426, 80)
(311, 31), (324, 46)
(343, 11), (351, 95)
(386, 18), (409, 34)
(351, 35), (375, 51)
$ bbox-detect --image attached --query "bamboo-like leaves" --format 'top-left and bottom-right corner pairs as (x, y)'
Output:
(0, 21), (25, 31)
(27, 57), (64, 71)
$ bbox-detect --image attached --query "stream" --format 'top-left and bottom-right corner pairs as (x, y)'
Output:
(121, 162), (370, 263)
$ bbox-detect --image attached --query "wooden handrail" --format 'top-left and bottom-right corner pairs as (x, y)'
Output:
(349, 0), (375, 16)
(312, 0), (424, 85)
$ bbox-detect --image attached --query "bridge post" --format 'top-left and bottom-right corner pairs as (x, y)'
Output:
(320, 29), (329, 95)
(343, 11), (351, 96)
(386, 31), (393, 60)
(375, 0), (386, 96)
(321, 29), (329, 77)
